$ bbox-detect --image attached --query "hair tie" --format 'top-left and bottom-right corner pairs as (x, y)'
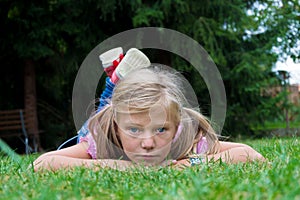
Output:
(172, 123), (183, 143)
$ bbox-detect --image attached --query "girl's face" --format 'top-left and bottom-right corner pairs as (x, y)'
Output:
(115, 105), (177, 165)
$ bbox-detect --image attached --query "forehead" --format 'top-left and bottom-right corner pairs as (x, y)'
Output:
(116, 105), (169, 124)
(114, 99), (180, 125)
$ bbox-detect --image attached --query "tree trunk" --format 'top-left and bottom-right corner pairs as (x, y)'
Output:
(24, 59), (41, 152)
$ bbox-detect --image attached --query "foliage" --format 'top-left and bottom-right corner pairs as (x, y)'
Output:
(129, 0), (297, 135)
(251, 0), (300, 62)
(1, 138), (300, 199)
(0, 0), (122, 148)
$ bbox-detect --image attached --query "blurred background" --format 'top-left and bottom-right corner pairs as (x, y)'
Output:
(0, 0), (299, 153)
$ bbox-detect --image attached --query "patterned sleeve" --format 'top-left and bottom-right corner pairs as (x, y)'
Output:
(79, 133), (97, 159)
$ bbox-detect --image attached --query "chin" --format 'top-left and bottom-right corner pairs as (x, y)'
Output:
(130, 157), (163, 166)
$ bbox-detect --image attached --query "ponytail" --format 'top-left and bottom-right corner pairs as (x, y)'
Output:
(169, 107), (220, 159)
(88, 105), (125, 159)
(184, 108), (220, 155)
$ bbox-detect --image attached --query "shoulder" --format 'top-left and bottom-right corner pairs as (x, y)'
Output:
(79, 133), (97, 159)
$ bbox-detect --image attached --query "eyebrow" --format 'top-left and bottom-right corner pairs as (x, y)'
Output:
(122, 121), (171, 127)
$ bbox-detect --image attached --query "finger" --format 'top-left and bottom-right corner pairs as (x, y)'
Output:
(161, 159), (177, 167)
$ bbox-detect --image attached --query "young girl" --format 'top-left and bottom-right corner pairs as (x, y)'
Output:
(33, 48), (265, 171)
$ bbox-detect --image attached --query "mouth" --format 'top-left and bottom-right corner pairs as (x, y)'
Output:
(136, 154), (159, 160)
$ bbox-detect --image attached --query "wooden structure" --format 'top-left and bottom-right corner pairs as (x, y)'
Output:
(0, 109), (37, 154)
(23, 60), (41, 151)
(0, 60), (41, 153)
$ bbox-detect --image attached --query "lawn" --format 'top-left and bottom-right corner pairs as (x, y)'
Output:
(1, 137), (300, 200)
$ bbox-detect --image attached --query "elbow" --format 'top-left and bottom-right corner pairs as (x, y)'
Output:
(244, 145), (266, 162)
(32, 153), (55, 172)
(32, 154), (47, 172)
(252, 151), (266, 162)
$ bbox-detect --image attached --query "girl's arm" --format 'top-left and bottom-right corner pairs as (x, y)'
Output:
(207, 141), (265, 163)
(32, 142), (133, 172)
(173, 141), (265, 168)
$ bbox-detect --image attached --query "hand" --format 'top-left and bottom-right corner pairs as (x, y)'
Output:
(173, 159), (192, 169)
(162, 159), (191, 170)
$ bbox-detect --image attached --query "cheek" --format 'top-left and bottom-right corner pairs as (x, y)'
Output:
(157, 136), (173, 146)
(161, 140), (173, 153)
(118, 132), (140, 152)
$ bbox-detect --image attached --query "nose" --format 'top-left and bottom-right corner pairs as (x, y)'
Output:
(141, 136), (155, 150)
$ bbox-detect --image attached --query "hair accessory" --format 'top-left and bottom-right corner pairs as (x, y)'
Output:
(172, 123), (183, 143)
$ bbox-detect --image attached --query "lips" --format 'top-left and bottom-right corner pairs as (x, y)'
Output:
(137, 154), (159, 160)
(138, 154), (157, 157)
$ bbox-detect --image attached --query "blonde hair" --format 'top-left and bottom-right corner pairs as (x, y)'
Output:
(88, 66), (220, 160)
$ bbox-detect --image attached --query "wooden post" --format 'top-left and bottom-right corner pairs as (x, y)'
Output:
(278, 70), (290, 135)
(24, 59), (41, 152)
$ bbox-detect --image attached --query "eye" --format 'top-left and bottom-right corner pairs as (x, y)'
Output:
(129, 127), (140, 134)
(156, 127), (166, 134)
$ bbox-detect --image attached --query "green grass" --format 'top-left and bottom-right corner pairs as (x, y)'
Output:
(1, 138), (300, 200)
(251, 121), (300, 130)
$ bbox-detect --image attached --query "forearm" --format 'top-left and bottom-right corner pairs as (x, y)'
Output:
(33, 154), (133, 172)
(207, 145), (265, 163)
